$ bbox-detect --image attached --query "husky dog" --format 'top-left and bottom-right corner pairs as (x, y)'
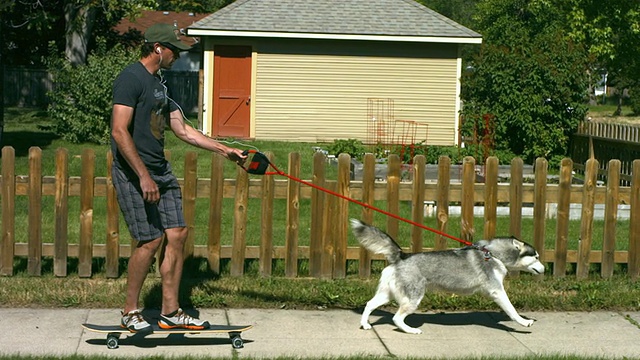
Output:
(350, 219), (545, 334)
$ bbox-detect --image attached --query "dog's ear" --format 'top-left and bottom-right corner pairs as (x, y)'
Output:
(511, 238), (521, 250)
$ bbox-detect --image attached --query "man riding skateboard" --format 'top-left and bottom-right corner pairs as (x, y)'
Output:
(110, 23), (246, 333)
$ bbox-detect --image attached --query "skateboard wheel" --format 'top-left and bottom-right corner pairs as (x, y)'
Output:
(106, 335), (119, 349)
(230, 335), (244, 349)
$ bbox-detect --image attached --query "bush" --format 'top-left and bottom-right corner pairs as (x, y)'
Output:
(47, 38), (138, 144)
(328, 139), (367, 159)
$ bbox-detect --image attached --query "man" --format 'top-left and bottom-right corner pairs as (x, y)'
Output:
(111, 23), (247, 333)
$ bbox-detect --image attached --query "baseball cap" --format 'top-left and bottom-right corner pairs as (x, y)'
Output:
(144, 23), (191, 51)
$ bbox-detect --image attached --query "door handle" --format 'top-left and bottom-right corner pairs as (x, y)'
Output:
(246, 96), (251, 105)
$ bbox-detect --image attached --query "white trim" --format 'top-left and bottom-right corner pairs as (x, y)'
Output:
(454, 48), (462, 146)
(187, 29), (482, 44)
(202, 41), (213, 136)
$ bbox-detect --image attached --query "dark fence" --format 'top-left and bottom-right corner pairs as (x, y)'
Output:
(3, 67), (199, 111)
(3, 67), (53, 108)
(571, 121), (640, 185)
(162, 70), (199, 114)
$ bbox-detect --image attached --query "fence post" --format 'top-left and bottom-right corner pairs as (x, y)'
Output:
(309, 151), (325, 277)
(1, 146), (15, 276)
(285, 152), (300, 278)
(461, 156), (475, 244)
(207, 154), (225, 275)
(359, 153), (375, 278)
(230, 164), (249, 277)
(628, 160), (640, 279)
(577, 158), (598, 279)
(484, 156), (498, 240)
(259, 152), (275, 277)
(554, 158), (572, 277)
(533, 157), (547, 267)
(54, 148), (69, 277)
(333, 153), (350, 278)
(386, 154), (401, 240)
(602, 159), (620, 278)
(28, 147), (42, 276)
(321, 181), (336, 279)
(78, 148), (95, 278)
(105, 151), (119, 278)
(435, 156), (451, 251)
(411, 155), (425, 253)
(183, 151), (198, 259)
(509, 158), (523, 240)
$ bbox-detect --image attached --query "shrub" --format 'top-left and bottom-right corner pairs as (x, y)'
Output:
(47, 38), (138, 144)
(328, 139), (367, 160)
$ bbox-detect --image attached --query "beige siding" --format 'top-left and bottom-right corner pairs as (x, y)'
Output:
(253, 41), (459, 145)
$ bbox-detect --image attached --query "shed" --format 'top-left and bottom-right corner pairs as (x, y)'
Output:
(187, 0), (482, 145)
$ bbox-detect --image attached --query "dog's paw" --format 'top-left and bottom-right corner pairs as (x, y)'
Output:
(520, 318), (534, 327)
(402, 327), (423, 335)
(361, 323), (372, 330)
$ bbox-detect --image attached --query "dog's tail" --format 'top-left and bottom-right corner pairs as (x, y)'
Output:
(350, 219), (404, 264)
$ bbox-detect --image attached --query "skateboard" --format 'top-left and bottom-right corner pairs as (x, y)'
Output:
(82, 323), (253, 349)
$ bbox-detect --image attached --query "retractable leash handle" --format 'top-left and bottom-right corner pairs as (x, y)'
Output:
(238, 150), (472, 247)
(240, 149), (274, 175)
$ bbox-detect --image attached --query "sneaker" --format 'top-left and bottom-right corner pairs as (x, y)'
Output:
(158, 308), (210, 330)
(121, 309), (152, 333)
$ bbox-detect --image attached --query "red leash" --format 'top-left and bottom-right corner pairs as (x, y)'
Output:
(240, 150), (473, 247)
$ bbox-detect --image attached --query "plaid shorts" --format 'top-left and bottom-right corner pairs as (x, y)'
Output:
(111, 164), (186, 242)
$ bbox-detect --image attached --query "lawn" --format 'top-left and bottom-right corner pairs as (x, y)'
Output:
(1, 107), (640, 360)
(0, 107), (635, 263)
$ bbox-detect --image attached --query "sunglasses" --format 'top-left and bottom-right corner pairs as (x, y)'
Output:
(160, 43), (181, 58)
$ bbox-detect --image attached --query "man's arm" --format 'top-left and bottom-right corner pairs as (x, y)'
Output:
(168, 109), (247, 165)
(111, 104), (160, 203)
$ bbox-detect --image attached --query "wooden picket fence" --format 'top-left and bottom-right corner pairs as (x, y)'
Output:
(1, 146), (640, 280)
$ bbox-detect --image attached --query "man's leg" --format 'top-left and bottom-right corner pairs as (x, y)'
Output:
(124, 237), (162, 314)
(160, 226), (187, 314)
(157, 226), (209, 329)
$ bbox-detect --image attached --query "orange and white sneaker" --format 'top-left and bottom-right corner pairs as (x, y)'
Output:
(121, 309), (152, 333)
(158, 308), (210, 330)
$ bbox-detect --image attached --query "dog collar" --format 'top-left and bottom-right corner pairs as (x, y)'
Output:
(470, 245), (492, 261)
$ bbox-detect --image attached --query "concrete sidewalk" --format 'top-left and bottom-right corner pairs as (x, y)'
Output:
(2, 308), (639, 358)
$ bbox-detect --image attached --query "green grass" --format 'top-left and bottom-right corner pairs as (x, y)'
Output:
(1, 107), (332, 178)
(0, 107), (635, 268)
(2, 108), (640, 360)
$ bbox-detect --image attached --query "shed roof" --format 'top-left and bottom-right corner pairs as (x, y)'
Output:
(187, 0), (482, 44)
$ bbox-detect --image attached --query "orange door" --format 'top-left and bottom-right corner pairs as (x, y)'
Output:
(212, 46), (251, 138)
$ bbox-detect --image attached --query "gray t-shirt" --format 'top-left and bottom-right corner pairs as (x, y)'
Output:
(110, 62), (178, 175)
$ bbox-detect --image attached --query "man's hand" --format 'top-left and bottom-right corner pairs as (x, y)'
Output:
(228, 148), (248, 167)
(139, 174), (160, 203)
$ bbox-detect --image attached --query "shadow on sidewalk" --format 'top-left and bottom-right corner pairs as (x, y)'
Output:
(354, 309), (534, 333)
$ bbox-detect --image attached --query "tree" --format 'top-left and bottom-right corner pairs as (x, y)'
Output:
(154, 0), (235, 13)
(0, 1), (66, 67)
(564, 0), (640, 113)
(461, 0), (589, 164)
(1, 0), (154, 67)
(418, 0), (478, 28)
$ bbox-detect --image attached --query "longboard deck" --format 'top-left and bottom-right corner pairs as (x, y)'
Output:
(82, 323), (252, 349)
(82, 323), (252, 334)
